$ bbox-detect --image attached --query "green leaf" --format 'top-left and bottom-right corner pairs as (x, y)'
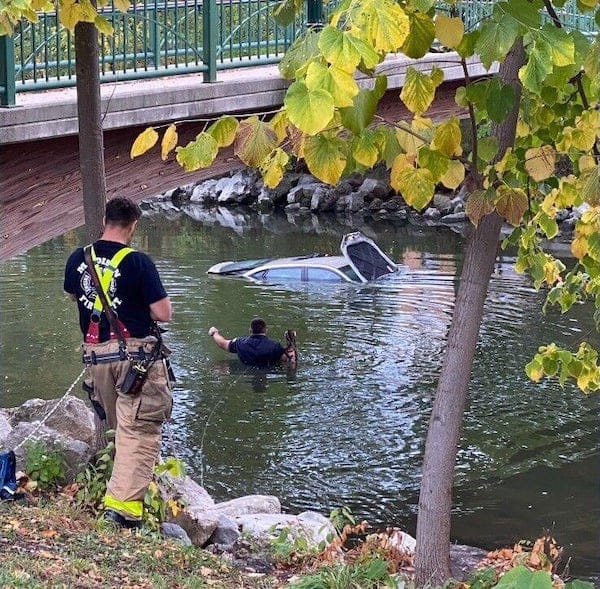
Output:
(538, 24), (575, 67)
(401, 12), (435, 59)
(175, 133), (218, 172)
(519, 39), (553, 92)
(278, 29), (320, 79)
(373, 125), (402, 168)
(417, 146), (449, 182)
(318, 26), (362, 73)
(305, 134), (347, 185)
(391, 157), (435, 210)
(305, 61), (359, 108)
(537, 212), (559, 239)
(272, 0), (302, 27)
(284, 81), (335, 136)
(207, 116), (239, 148)
(498, 0), (541, 29)
(475, 11), (519, 70)
(478, 136), (499, 163)
(456, 30), (479, 59)
(340, 76), (387, 135)
(234, 116), (278, 166)
(352, 131), (379, 168)
(495, 566), (553, 589)
(400, 66), (443, 115)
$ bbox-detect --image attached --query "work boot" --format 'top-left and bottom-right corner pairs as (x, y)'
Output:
(102, 509), (141, 529)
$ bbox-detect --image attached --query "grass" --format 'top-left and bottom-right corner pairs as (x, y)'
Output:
(0, 497), (289, 588)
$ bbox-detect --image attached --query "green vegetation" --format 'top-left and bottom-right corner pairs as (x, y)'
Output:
(23, 441), (67, 490)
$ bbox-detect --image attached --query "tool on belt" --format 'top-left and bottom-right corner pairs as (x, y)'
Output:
(83, 245), (160, 396)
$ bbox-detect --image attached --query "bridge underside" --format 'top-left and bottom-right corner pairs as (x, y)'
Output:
(0, 80), (465, 261)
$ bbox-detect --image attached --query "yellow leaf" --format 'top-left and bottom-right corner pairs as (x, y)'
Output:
(59, 0), (84, 30)
(175, 133), (219, 171)
(440, 159), (465, 190)
(234, 116), (277, 167)
(269, 111), (289, 143)
(435, 15), (464, 49)
(167, 499), (182, 517)
(352, 132), (379, 168)
(207, 116), (239, 148)
(579, 155), (596, 172)
(400, 66), (442, 116)
(260, 148), (290, 188)
(113, 0), (130, 12)
(524, 145), (556, 182)
(305, 134), (346, 185)
(130, 127), (159, 159)
(571, 235), (588, 260)
(161, 124), (178, 161)
(94, 14), (113, 35)
(431, 117), (462, 157)
(305, 61), (359, 108)
(390, 157), (434, 210)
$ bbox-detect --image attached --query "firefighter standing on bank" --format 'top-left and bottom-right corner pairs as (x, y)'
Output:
(64, 197), (173, 528)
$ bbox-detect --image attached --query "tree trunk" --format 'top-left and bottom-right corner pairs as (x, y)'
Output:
(414, 39), (526, 587)
(75, 19), (108, 453)
(75, 19), (106, 243)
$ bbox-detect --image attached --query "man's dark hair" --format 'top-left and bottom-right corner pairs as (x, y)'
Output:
(250, 317), (267, 334)
(105, 197), (142, 227)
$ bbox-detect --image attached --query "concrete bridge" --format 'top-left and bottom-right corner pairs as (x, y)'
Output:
(0, 53), (488, 260)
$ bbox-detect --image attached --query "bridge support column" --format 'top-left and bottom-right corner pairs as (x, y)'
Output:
(0, 35), (16, 107)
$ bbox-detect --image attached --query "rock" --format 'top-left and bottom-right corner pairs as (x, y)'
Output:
(234, 510), (335, 548)
(450, 544), (489, 581)
(207, 514), (241, 547)
(310, 186), (336, 212)
(357, 178), (390, 201)
(190, 179), (219, 204)
(163, 474), (215, 511)
(171, 506), (220, 547)
(3, 422), (91, 481)
(386, 529), (416, 554)
(368, 197), (384, 211)
(0, 411), (11, 444)
(440, 212), (468, 224)
(433, 193), (453, 215)
(161, 522), (192, 546)
(210, 494), (281, 518)
(423, 207), (441, 220)
(5, 397), (96, 450)
(216, 171), (259, 205)
(382, 196), (405, 211)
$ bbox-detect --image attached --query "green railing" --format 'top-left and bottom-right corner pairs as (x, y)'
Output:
(0, 0), (596, 106)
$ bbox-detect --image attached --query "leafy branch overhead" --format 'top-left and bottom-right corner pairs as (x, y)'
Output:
(130, 0), (600, 391)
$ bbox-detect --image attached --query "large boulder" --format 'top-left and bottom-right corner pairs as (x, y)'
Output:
(5, 397), (96, 450)
(209, 494), (281, 518)
(3, 422), (91, 481)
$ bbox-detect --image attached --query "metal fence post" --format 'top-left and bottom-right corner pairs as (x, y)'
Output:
(0, 34), (16, 107)
(202, 0), (217, 82)
(307, 0), (323, 26)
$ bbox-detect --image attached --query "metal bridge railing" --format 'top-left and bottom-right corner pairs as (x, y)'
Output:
(0, 0), (596, 106)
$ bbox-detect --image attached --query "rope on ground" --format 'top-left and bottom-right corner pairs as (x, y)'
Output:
(13, 368), (86, 452)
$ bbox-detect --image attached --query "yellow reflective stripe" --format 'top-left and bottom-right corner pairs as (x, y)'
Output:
(104, 494), (143, 519)
(90, 246), (134, 312)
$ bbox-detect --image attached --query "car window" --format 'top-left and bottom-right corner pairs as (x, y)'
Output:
(260, 267), (303, 281)
(339, 265), (360, 282)
(306, 267), (345, 282)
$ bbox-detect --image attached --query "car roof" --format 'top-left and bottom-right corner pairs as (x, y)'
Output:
(247, 255), (349, 271)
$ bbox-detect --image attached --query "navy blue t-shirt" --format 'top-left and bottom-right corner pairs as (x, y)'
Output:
(228, 334), (284, 367)
(63, 240), (168, 342)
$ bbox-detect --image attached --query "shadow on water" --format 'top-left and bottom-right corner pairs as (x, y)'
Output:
(1, 205), (598, 581)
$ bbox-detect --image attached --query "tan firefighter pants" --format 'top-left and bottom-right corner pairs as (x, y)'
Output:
(83, 337), (173, 521)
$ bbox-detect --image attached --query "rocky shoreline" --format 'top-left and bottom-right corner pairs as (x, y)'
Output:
(143, 166), (584, 239)
(1, 396), (488, 581)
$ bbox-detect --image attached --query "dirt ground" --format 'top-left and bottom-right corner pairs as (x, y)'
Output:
(0, 84), (465, 261)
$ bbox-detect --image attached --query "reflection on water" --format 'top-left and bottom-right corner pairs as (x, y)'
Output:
(1, 207), (598, 580)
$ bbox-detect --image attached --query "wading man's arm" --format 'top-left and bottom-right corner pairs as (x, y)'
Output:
(208, 326), (231, 351)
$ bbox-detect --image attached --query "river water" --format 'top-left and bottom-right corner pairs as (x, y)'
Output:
(1, 206), (598, 580)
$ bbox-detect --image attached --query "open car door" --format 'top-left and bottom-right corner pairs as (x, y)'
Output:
(341, 232), (398, 283)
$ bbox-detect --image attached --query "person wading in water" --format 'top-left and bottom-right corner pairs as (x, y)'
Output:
(208, 317), (297, 368)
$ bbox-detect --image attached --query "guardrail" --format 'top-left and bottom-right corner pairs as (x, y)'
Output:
(0, 0), (595, 106)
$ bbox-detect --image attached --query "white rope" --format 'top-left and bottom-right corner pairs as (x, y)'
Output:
(13, 368), (86, 452)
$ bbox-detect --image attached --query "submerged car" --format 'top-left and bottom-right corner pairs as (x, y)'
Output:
(207, 232), (399, 283)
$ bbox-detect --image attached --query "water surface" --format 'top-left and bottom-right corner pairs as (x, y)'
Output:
(1, 207), (597, 579)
